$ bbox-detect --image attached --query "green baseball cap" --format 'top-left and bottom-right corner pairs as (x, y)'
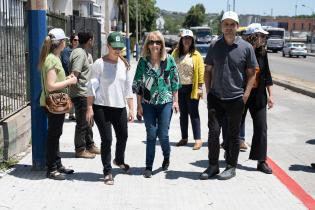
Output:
(107, 32), (125, 48)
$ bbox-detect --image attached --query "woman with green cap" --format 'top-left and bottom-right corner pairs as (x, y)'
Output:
(86, 32), (134, 185)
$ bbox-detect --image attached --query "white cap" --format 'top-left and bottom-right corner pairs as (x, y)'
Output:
(244, 23), (269, 35)
(48, 28), (68, 41)
(221, 11), (239, 24)
(181, 29), (194, 38)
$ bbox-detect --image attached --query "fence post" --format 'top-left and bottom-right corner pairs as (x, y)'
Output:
(28, 0), (48, 169)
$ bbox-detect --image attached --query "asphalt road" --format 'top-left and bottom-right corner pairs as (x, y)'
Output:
(268, 52), (315, 83)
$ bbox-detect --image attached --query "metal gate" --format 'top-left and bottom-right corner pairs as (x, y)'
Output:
(69, 15), (101, 60)
(0, 0), (27, 121)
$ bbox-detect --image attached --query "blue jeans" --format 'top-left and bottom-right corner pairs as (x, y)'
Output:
(142, 102), (173, 169)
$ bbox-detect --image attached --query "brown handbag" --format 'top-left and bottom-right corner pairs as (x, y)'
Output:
(41, 69), (73, 114)
(45, 92), (73, 114)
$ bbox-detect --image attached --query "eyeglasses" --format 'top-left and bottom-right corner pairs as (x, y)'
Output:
(73, 39), (79, 41)
(148, 40), (162, 45)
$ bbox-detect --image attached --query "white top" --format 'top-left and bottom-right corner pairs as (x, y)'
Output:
(87, 57), (133, 108)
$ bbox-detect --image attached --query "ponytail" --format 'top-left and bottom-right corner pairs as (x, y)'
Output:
(118, 54), (130, 70)
(38, 36), (52, 69)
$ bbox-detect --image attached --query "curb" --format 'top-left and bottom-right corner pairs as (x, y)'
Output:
(272, 78), (315, 99)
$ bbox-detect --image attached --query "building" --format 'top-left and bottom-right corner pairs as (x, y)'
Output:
(262, 17), (314, 33)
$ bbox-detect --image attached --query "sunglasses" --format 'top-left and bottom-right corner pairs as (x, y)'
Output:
(73, 39), (79, 41)
(111, 46), (123, 51)
(148, 40), (162, 45)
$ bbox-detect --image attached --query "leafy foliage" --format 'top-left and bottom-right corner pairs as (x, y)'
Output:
(182, 4), (207, 27)
(129, 0), (159, 36)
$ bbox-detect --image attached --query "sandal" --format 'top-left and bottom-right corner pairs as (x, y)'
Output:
(104, 173), (114, 185)
(58, 166), (74, 174)
(113, 159), (131, 174)
(47, 170), (66, 180)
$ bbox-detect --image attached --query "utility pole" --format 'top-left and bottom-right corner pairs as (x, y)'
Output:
(302, 4), (314, 52)
(126, 0), (130, 62)
(233, 0), (235, 11)
(135, 0), (139, 61)
(28, 0), (48, 169)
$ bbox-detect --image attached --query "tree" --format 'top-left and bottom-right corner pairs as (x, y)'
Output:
(182, 4), (206, 27)
(129, 0), (159, 36)
(210, 10), (224, 35)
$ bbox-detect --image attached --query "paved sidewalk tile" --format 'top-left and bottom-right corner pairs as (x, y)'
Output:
(0, 99), (306, 210)
(0, 58), (307, 210)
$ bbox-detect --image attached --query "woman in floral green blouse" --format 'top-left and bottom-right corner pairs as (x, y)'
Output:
(133, 31), (181, 178)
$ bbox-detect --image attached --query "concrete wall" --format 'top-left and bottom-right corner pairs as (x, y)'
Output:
(1, 106), (31, 161)
(0, 126), (3, 162)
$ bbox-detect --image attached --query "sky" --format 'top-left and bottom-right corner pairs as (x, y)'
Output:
(155, 0), (315, 16)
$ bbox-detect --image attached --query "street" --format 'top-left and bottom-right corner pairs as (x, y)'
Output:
(244, 85), (315, 198)
(268, 52), (315, 83)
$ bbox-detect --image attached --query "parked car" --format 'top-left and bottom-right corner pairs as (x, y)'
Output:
(282, 42), (307, 58)
(195, 43), (210, 61)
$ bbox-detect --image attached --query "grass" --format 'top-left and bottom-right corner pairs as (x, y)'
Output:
(0, 158), (18, 171)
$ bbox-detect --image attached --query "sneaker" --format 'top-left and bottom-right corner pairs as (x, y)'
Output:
(200, 165), (220, 180)
(75, 150), (96, 159)
(217, 165), (236, 180)
(143, 168), (153, 178)
(162, 158), (170, 171)
(257, 161), (272, 174)
(88, 144), (101, 154)
(47, 170), (66, 180)
(240, 140), (248, 151)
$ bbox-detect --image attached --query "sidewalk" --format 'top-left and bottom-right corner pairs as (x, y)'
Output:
(0, 58), (309, 210)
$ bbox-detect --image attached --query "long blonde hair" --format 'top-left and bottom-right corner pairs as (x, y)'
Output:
(38, 35), (63, 69)
(141, 31), (167, 61)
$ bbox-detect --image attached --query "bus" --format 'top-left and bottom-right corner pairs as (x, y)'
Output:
(264, 27), (285, 52)
(190, 26), (212, 44)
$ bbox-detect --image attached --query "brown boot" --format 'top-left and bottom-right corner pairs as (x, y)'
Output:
(176, 139), (188, 147)
(75, 150), (96, 159)
(88, 144), (101, 154)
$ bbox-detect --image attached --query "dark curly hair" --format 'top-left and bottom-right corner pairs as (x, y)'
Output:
(244, 33), (267, 56)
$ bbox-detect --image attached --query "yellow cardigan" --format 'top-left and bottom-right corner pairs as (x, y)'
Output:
(172, 49), (205, 99)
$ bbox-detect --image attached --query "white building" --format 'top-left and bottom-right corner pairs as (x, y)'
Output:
(47, 0), (119, 55)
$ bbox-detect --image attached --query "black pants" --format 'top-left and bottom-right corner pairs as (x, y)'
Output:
(207, 93), (244, 167)
(178, 85), (201, 140)
(72, 96), (94, 151)
(93, 105), (128, 175)
(241, 103), (268, 161)
(45, 109), (65, 173)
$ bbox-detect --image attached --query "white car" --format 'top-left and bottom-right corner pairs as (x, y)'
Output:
(282, 42), (307, 58)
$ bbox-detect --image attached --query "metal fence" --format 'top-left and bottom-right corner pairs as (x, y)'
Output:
(0, 0), (28, 121)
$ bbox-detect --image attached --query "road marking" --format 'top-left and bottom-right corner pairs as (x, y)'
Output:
(267, 157), (315, 210)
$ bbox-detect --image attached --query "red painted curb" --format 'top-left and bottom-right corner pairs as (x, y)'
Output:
(267, 157), (315, 210)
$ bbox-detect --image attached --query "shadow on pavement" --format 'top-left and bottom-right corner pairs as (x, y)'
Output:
(169, 142), (208, 147)
(289, 164), (315, 173)
(305, 139), (315, 145)
(8, 164), (46, 180)
(164, 170), (201, 180)
(60, 151), (76, 158)
(190, 159), (226, 169)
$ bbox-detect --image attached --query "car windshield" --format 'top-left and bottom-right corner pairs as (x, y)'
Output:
(196, 46), (209, 54)
(292, 43), (305, 48)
